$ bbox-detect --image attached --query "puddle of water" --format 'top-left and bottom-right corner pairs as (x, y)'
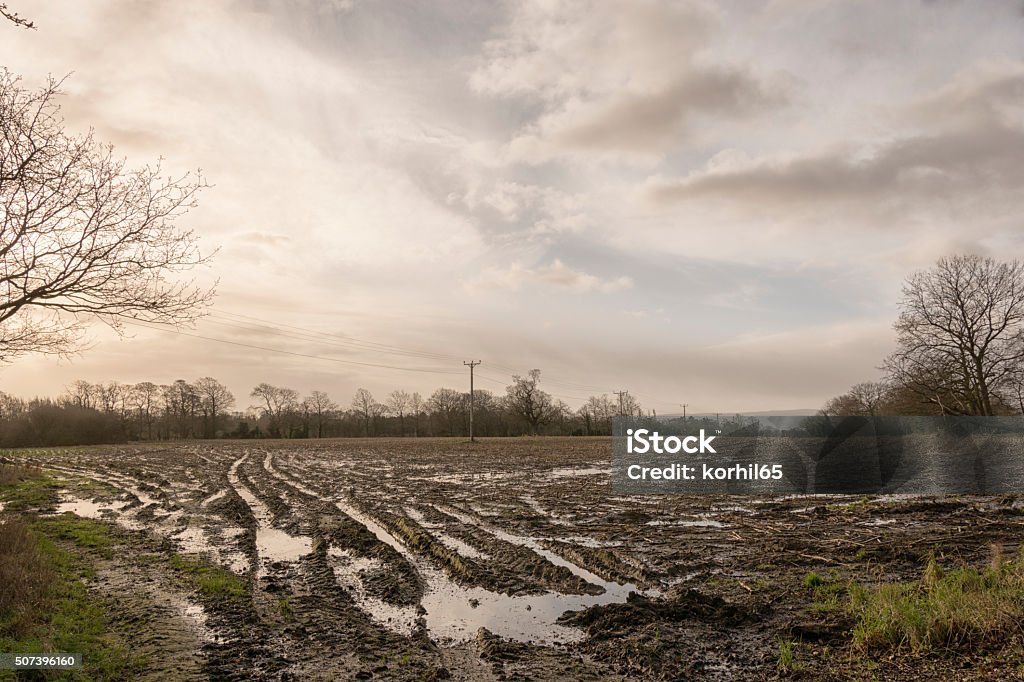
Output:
(51, 464), (162, 509)
(228, 455), (311, 567)
(645, 518), (726, 528)
(607, 496), (663, 506)
(551, 535), (622, 549)
(327, 547), (418, 637)
(421, 471), (518, 484)
(404, 506), (490, 560)
(200, 489), (227, 508)
(859, 518), (897, 527)
(544, 466), (610, 479)
(168, 592), (223, 644)
(710, 505), (753, 514)
(431, 529), (490, 560)
(54, 495), (130, 519)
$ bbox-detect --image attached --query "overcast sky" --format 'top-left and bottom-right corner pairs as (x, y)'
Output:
(2, 0), (1024, 413)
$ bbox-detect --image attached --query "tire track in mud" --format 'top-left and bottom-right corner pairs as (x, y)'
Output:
(223, 451), (448, 680)
(264, 450), (657, 645)
(252, 450), (425, 607)
(41, 459), (254, 574)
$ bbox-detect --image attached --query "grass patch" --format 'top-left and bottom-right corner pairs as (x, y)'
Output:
(35, 515), (117, 556)
(849, 551), (1024, 653)
(802, 571), (824, 588)
(777, 638), (800, 673)
(0, 519), (142, 681)
(804, 572), (847, 614)
(0, 471), (61, 513)
(277, 596), (294, 621)
(169, 553), (247, 601)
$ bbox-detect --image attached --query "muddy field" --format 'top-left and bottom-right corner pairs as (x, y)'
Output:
(4, 437), (1024, 680)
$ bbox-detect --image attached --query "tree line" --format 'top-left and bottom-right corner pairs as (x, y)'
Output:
(0, 370), (644, 446)
(823, 255), (1024, 417)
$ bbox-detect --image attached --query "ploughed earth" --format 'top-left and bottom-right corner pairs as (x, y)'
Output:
(3, 437), (1023, 680)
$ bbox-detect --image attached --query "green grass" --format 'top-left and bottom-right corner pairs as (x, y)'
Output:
(36, 515), (116, 556)
(0, 474), (61, 513)
(277, 596), (294, 621)
(777, 638), (799, 673)
(0, 521), (143, 681)
(802, 571), (824, 588)
(849, 553), (1024, 653)
(804, 572), (847, 614)
(169, 553), (247, 600)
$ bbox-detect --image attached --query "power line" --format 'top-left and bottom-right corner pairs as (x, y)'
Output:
(207, 312), (463, 363)
(124, 320), (463, 376)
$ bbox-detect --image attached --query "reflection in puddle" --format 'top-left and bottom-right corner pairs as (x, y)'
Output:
(172, 524), (250, 574)
(54, 495), (129, 519)
(405, 506), (490, 560)
(228, 455), (311, 570)
(327, 547), (418, 637)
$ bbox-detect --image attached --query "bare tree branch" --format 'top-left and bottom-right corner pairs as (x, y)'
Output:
(0, 3), (34, 30)
(1, 69), (216, 362)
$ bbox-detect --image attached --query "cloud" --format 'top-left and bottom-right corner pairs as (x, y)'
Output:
(899, 60), (1024, 129)
(462, 181), (590, 242)
(647, 123), (1024, 216)
(237, 232), (290, 246)
(472, 0), (790, 158)
(467, 260), (633, 294)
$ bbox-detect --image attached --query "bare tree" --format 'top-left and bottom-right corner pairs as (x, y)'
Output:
(428, 388), (463, 436)
(195, 377), (234, 438)
(885, 255), (1024, 415)
(64, 380), (95, 409)
(351, 388), (376, 436)
(303, 390), (337, 438)
(131, 381), (160, 439)
(0, 70), (214, 362)
(822, 381), (889, 417)
(505, 369), (557, 435)
(250, 383), (299, 437)
(386, 390), (411, 436)
(163, 379), (199, 438)
(0, 390), (25, 419)
(579, 394), (616, 435)
(409, 391), (423, 437)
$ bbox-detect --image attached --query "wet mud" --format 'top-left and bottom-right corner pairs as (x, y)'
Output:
(4, 438), (1023, 680)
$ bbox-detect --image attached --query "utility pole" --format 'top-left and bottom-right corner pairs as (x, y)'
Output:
(464, 361), (481, 442)
(680, 403), (688, 421)
(614, 390), (627, 416)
